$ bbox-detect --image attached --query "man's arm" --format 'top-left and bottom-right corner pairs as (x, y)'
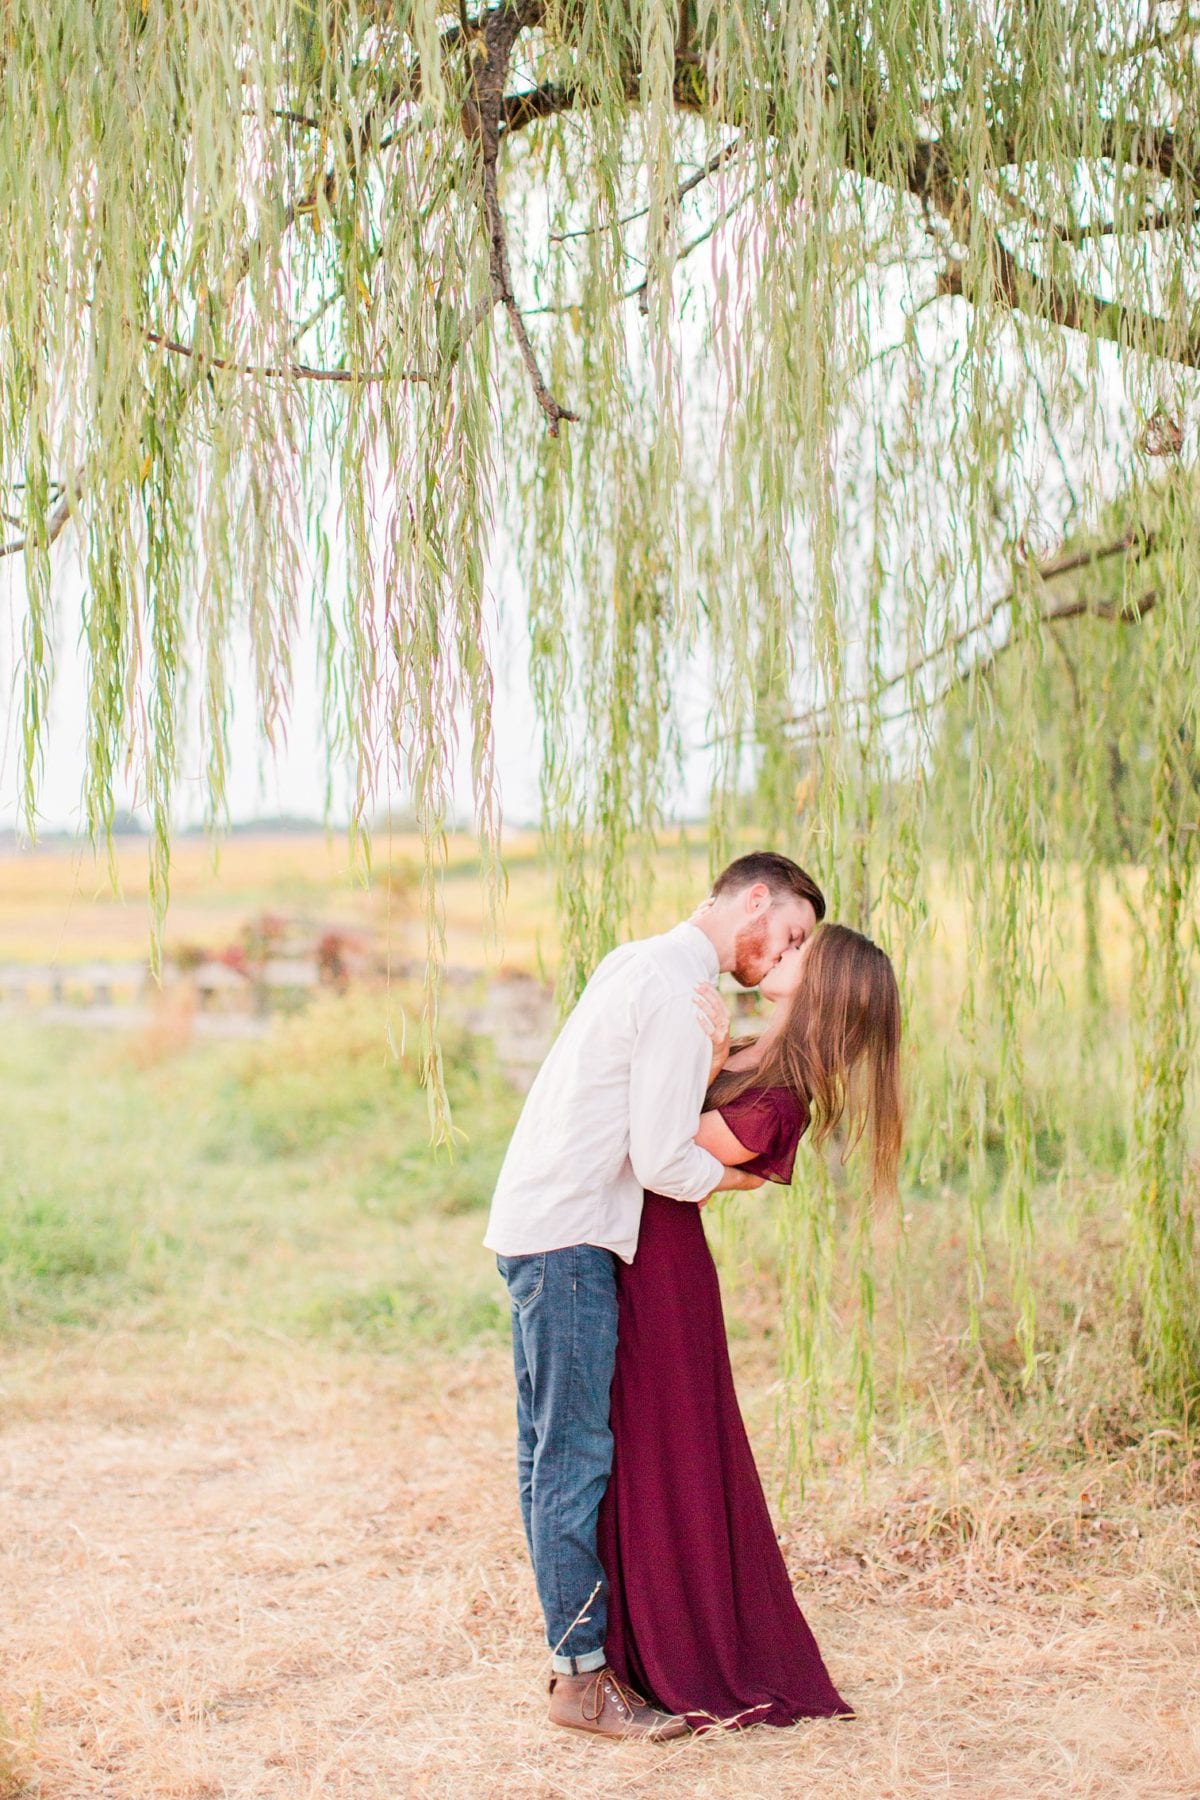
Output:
(696, 1163), (765, 1209)
(628, 993), (726, 1201)
(707, 1165), (765, 1193)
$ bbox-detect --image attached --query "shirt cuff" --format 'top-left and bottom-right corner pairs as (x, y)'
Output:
(679, 1147), (726, 1202)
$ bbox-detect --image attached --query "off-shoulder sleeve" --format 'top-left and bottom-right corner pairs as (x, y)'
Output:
(715, 1086), (808, 1185)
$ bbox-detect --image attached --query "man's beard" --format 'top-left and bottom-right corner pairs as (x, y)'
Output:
(731, 916), (774, 987)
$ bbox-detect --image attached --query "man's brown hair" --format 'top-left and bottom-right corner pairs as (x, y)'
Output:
(711, 851), (826, 923)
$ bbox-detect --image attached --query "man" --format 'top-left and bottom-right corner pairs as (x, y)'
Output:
(485, 852), (826, 1741)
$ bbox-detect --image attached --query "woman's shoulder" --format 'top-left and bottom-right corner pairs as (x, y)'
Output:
(741, 1083), (808, 1125)
(718, 1081), (808, 1140)
(717, 1074), (801, 1102)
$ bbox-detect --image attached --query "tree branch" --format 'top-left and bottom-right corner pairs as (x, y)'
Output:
(466, 5), (577, 434)
(781, 585), (1159, 748)
(994, 172), (1200, 244)
(257, 107), (325, 130)
(1048, 201), (1199, 244)
(631, 175), (761, 310)
(522, 180), (760, 314)
(780, 530), (1155, 738)
(1, 467), (85, 559)
(919, 583), (1161, 724)
(937, 238), (1200, 370)
(501, 81), (582, 133)
(550, 139), (743, 243)
(142, 327), (433, 385)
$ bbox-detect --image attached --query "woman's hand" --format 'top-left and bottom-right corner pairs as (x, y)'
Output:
(694, 981), (731, 1084)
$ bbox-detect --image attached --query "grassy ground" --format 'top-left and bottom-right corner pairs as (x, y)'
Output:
(2, 1000), (1198, 1799)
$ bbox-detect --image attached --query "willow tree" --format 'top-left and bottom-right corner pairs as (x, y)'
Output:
(2, 2), (1198, 1401)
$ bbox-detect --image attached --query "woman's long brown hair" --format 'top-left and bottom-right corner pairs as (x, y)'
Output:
(707, 923), (904, 1197)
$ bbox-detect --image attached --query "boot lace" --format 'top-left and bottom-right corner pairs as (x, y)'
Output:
(582, 1669), (651, 1724)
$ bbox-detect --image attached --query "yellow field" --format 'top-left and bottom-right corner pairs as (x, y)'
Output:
(0, 827), (683, 972)
(0, 825), (1146, 1007)
(0, 827), (802, 985)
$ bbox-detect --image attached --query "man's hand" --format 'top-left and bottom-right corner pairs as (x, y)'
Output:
(699, 1165), (764, 1206)
(694, 982), (731, 1085)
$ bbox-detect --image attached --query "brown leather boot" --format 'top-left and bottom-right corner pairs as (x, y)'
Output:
(548, 1667), (689, 1741)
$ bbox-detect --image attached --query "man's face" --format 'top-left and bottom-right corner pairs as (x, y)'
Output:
(730, 891), (818, 987)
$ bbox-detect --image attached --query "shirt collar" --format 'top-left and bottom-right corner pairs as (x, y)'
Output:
(670, 919), (721, 982)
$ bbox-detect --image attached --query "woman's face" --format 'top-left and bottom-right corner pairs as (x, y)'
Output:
(757, 934), (813, 1004)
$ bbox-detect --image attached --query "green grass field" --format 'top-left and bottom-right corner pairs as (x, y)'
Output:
(0, 998), (515, 1351)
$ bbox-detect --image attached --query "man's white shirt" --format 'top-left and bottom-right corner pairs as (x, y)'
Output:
(483, 922), (727, 1263)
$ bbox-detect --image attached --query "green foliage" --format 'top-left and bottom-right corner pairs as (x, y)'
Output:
(306, 1276), (507, 1348)
(4, 1), (1199, 1405)
(928, 476), (1200, 867)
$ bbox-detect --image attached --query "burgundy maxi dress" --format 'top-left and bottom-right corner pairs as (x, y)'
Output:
(596, 1086), (852, 1729)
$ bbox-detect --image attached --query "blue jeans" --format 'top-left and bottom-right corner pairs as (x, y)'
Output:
(496, 1244), (618, 1675)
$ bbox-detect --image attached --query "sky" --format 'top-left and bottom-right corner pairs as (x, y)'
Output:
(0, 522), (731, 838)
(1, 547), (527, 834)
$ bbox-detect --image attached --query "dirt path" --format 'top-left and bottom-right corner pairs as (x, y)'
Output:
(2, 1340), (1197, 1799)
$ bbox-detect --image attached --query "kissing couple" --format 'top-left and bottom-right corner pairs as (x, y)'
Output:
(484, 852), (903, 1739)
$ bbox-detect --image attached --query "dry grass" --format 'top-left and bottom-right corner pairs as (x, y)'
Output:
(3, 1328), (1197, 1800)
(1, 842), (1191, 1797)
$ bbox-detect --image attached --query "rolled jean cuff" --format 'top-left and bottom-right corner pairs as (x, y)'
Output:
(551, 1645), (607, 1676)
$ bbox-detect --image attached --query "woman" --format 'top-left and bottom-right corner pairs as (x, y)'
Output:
(597, 922), (903, 1729)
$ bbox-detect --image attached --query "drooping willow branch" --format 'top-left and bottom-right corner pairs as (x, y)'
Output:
(4, 0), (1199, 1411)
(5, 2), (1195, 567)
(783, 582), (1163, 748)
(772, 529), (1158, 743)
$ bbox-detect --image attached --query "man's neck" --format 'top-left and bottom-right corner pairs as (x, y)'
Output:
(686, 906), (732, 974)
